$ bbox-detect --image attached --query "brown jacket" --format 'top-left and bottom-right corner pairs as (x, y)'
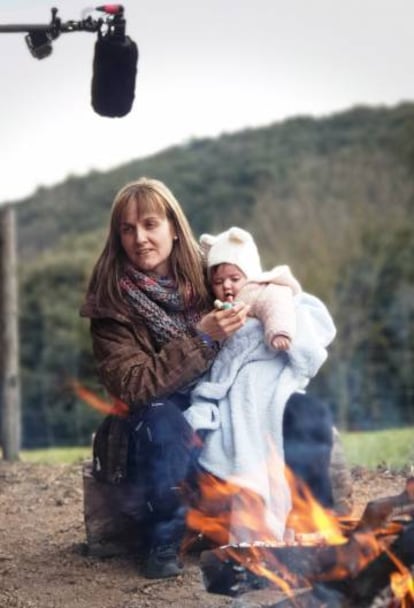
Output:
(80, 296), (217, 413)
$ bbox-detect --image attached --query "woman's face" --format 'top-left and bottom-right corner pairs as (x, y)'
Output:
(119, 199), (177, 276)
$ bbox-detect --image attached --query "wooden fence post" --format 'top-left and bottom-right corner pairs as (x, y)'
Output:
(0, 205), (21, 460)
(0, 212), (2, 452)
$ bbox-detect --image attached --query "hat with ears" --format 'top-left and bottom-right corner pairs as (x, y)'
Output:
(200, 226), (262, 278)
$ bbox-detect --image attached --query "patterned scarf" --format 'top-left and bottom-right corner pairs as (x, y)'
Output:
(119, 264), (202, 348)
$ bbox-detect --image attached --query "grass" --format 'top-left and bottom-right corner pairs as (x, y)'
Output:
(341, 427), (414, 470)
(14, 427), (414, 469)
(20, 446), (91, 465)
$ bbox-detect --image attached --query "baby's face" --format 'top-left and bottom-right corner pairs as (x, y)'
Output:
(210, 263), (247, 303)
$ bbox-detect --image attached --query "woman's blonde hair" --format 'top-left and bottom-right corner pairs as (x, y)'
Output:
(87, 177), (210, 313)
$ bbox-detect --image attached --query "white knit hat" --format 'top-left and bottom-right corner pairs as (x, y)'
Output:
(200, 226), (262, 278)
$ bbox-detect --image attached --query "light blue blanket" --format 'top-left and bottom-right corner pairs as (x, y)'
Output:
(184, 292), (336, 541)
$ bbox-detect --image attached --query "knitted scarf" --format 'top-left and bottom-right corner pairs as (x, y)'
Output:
(119, 264), (202, 348)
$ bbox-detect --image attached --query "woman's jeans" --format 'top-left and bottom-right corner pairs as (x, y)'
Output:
(123, 397), (196, 549)
(283, 392), (334, 508)
(118, 392), (334, 551)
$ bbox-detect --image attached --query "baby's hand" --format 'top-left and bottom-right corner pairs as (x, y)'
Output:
(271, 335), (291, 351)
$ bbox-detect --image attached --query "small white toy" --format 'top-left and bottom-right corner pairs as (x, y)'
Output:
(214, 299), (234, 311)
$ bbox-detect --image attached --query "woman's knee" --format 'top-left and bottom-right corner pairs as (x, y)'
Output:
(283, 392), (333, 446)
(139, 400), (194, 446)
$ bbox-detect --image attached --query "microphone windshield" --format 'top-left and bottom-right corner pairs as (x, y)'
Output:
(91, 34), (138, 117)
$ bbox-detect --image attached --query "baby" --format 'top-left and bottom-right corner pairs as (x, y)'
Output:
(201, 226), (302, 350)
(185, 226), (336, 543)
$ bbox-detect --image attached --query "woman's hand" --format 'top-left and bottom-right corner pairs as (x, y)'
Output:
(196, 302), (250, 342)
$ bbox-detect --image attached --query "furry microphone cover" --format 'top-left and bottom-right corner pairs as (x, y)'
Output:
(91, 34), (138, 117)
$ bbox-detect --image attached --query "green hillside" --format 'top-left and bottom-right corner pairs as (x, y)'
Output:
(14, 102), (414, 446)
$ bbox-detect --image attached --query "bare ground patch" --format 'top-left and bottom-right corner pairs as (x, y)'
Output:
(0, 461), (408, 608)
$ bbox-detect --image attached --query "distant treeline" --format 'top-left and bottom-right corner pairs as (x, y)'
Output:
(14, 102), (414, 447)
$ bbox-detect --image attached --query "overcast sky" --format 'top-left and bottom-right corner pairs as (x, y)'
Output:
(1, 0), (414, 204)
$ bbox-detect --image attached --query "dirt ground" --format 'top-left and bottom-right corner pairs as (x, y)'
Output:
(0, 460), (410, 608)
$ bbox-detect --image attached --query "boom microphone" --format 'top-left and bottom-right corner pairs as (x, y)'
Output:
(0, 6), (139, 118)
(91, 31), (138, 117)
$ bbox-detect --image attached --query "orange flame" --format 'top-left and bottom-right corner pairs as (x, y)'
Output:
(186, 471), (300, 594)
(222, 541), (299, 598)
(391, 571), (414, 607)
(187, 443), (392, 593)
(187, 472), (277, 547)
(285, 466), (346, 546)
(386, 545), (414, 606)
(70, 380), (129, 416)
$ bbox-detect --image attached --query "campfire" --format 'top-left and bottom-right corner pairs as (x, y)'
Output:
(73, 381), (414, 605)
(187, 470), (414, 607)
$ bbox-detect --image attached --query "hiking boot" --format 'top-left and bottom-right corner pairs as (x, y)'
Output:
(143, 544), (183, 579)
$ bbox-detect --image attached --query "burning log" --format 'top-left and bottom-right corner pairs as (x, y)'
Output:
(199, 481), (414, 603)
(200, 543), (336, 596)
(200, 522), (414, 605)
(199, 531), (380, 597)
(356, 477), (414, 530)
(317, 521), (414, 607)
(355, 477), (414, 532)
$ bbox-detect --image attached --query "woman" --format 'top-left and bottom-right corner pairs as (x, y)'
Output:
(81, 177), (249, 579)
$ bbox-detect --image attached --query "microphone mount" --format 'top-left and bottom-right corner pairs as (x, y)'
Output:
(0, 6), (127, 59)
